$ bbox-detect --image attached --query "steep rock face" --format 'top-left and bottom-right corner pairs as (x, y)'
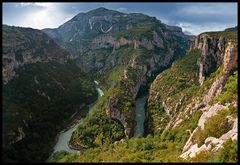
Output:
(43, 7), (192, 73)
(179, 32), (237, 159)
(166, 40), (237, 138)
(147, 49), (201, 135)
(191, 30), (237, 85)
(147, 28), (237, 160)
(179, 61), (237, 160)
(223, 42), (238, 72)
(192, 34), (225, 85)
(106, 63), (149, 136)
(180, 103), (237, 159)
(91, 30), (166, 51)
(2, 25), (69, 84)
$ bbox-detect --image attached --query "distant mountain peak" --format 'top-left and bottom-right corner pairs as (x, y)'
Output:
(86, 7), (124, 15)
(89, 7), (111, 12)
(70, 7), (123, 22)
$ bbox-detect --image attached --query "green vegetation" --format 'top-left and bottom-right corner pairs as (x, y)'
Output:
(205, 31), (237, 44)
(163, 111), (202, 143)
(212, 71), (238, 104)
(66, 39), (237, 163)
(196, 66), (224, 98)
(2, 61), (98, 162)
(190, 139), (238, 163)
(112, 24), (155, 40)
(3, 25), (68, 62)
(51, 135), (184, 162)
(192, 109), (232, 146)
(69, 45), (168, 150)
(3, 18), (238, 163)
(69, 94), (125, 149)
(148, 49), (201, 134)
(51, 108), (236, 163)
(103, 66), (125, 88)
(224, 26), (238, 32)
(81, 47), (113, 65)
(15, 50), (24, 62)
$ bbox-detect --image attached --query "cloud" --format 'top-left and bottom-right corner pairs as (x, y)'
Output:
(176, 22), (234, 35)
(178, 3), (236, 16)
(3, 3), (237, 34)
(34, 3), (55, 8)
(116, 7), (127, 12)
(15, 2), (54, 8)
(16, 3), (33, 7)
(183, 30), (193, 35)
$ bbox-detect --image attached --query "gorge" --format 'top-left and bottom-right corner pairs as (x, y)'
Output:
(2, 7), (238, 163)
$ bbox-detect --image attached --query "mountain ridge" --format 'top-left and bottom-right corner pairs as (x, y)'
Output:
(2, 7), (238, 163)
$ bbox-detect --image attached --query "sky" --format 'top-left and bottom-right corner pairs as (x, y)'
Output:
(2, 2), (238, 35)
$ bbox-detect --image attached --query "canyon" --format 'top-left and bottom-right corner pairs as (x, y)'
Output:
(2, 8), (238, 163)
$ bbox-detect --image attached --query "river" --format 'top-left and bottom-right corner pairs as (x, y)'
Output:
(48, 81), (147, 161)
(48, 81), (104, 160)
(133, 96), (148, 137)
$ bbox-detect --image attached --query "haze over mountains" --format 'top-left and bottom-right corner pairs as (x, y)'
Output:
(2, 7), (238, 163)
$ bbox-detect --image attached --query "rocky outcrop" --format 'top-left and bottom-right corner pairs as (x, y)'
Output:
(193, 34), (224, 85)
(2, 25), (69, 84)
(223, 42), (238, 72)
(192, 32), (237, 85)
(179, 38), (238, 159)
(91, 30), (174, 51)
(180, 110), (237, 159)
(202, 74), (228, 104)
(106, 64), (149, 137)
(9, 127), (26, 145)
(106, 98), (134, 137)
(145, 27), (237, 160)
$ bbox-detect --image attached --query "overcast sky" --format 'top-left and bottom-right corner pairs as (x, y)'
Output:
(3, 2), (237, 35)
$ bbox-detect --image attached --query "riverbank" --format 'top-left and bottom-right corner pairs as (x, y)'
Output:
(47, 84), (104, 161)
(46, 105), (88, 162)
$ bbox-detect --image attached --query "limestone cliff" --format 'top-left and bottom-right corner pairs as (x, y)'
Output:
(43, 7), (192, 73)
(179, 39), (238, 159)
(147, 28), (237, 160)
(2, 25), (69, 84)
(191, 31), (237, 85)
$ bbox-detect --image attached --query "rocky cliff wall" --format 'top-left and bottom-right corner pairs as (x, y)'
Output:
(2, 25), (69, 84)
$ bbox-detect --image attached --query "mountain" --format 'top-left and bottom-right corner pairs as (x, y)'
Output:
(2, 25), (98, 162)
(43, 7), (193, 72)
(2, 25), (69, 84)
(148, 27), (238, 161)
(43, 8), (193, 145)
(43, 8), (191, 142)
(2, 7), (237, 163)
(51, 27), (238, 163)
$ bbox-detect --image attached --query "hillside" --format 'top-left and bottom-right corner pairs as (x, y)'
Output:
(2, 25), (98, 162)
(2, 7), (237, 163)
(2, 25), (69, 84)
(50, 27), (238, 163)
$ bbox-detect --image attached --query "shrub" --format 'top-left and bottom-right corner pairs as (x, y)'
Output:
(192, 109), (231, 146)
(213, 71), (237, 104)
(190, 139), (238, 163)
